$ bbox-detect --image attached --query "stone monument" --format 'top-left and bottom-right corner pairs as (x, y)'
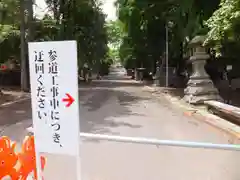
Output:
(153, 60), (161, 86)
(183, 35), (222, 104)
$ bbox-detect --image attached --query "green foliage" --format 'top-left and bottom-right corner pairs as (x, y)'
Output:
(34, 16), (60, 41)
(44, 0), (108, 69)
(0, 0), (21, 63)
(205, 0), (240, 58)
(0, 0), (20, 25)
(0, 25), (20, 63)
(0, 25), (20, 43)
(3, 0), (239, 78)
(106, 20), (125, 47)
(206, 0), (240, 42)
(116, 0), (170, 69)
(107, 48), (119, 62)
(119, 36), (134, 68)
(105, 20), (125, 64)
(0, 0), (110, 73)
(115, 0), (221, 70)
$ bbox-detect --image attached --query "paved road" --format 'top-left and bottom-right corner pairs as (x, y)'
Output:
(1, 68), (240, 179)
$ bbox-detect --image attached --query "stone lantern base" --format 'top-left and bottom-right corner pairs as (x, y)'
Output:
(183, 78), (222, 104)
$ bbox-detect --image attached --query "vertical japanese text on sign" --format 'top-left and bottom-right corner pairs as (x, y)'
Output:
(48, 50), (62, 147)
(35, 51), (47, 122)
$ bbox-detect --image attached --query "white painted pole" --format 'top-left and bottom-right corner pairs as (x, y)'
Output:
(80, 133), (240, 152)
(166, 24), (169, 87)
(27, 127), (240, 151)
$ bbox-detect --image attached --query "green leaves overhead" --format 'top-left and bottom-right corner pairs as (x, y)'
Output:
(205, 0), (240, 57)
(106, 20), (125, 47)
(0, 0), (20, 25)
(205, 0), (240, 42)
(115, 0), (223, 69)
(0, 25), (20, 41)
(0, 0), (110, 70)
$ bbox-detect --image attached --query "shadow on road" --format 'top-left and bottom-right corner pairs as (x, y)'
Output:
(81, 88), (146, 112)
(0, 100), (31, 126)
(79, 80), (150, 142)
(0, 75), (150, 144)
(80, 79), (143, 89)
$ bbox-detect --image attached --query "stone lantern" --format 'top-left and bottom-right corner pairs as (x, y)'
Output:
(183, 35), (222, 104)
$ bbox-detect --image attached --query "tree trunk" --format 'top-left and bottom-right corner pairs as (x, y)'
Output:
(59, 0), (66, 40)
(20, 0), (28, 92)
(53, 0), (60, 22)
(25, 0), (34, 91)
(27, 0), (34, 42)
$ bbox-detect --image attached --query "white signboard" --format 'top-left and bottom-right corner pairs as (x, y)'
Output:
(28, 41), (81, 179)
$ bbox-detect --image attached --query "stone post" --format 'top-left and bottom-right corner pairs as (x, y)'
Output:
(135, 69), (140, 81)
(183, 36), (222, 104)
(137, 68), (145, 81)
(154, 61), (161, 86)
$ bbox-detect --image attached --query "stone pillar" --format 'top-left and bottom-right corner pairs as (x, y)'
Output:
(154, 61), (161, 86)
(135, 69), (140, 81)
(183, 36), (222, 104)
